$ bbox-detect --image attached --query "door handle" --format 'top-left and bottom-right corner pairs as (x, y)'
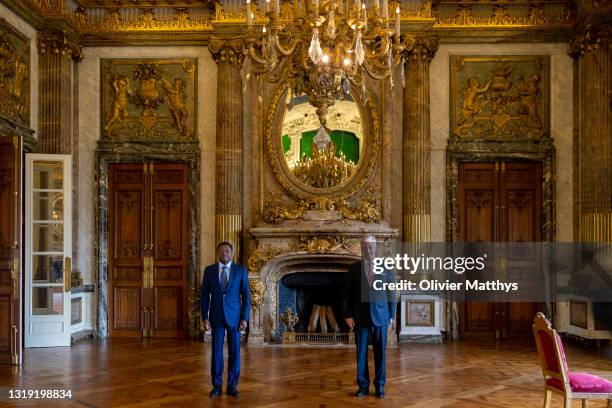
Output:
(64, 257), (72, 292)
(12, 258), (18, 300)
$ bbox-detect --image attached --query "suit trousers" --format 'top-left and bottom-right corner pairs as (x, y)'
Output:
(211, 324), (240, 388)
(354, 325), (387, 389)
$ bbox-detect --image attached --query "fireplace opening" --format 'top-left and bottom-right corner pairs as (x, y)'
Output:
(278, 272), (351, 338)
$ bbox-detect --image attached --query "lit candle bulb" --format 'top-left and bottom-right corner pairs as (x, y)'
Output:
(314, 0), (319, 13)
(395, 4), (400, 36)
(266, 0), (270, 13)
(362, 3), (366, 21)
(382, 0), (388, 19)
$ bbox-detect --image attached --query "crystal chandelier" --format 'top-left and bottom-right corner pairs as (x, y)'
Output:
(244, 0), (405, 131)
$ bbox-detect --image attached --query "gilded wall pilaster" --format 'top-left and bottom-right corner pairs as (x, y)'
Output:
(210, 39), (245, 260)
(571, 25), (612, 242)
(402, 36), (439, 242)
(37, 30), (81, 154)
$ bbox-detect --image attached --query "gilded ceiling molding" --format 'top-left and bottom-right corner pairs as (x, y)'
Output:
(37, 30), (83, 62)
(569, 24), (611, 58)
(402, 35), (439, 63)
(208, 38), (245, 64)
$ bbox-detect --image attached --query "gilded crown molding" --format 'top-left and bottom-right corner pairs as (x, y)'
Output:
(208, 38), (245, 64)
(569, 24), (611, 57)
(37, 30), (83, 61)
(402, 35), (439, 62)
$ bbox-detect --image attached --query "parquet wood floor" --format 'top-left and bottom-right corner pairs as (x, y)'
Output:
(0, 339), (610, 407)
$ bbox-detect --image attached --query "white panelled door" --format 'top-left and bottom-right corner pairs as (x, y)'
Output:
(24, 154), (72, 348)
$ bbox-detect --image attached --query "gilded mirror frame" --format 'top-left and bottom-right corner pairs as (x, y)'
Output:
(265, 82), (380, 200)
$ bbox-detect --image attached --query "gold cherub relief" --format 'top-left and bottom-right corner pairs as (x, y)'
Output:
(451, 56), (549, 139)
(104, 75), (130, 131)
(101, 59), (196, 140)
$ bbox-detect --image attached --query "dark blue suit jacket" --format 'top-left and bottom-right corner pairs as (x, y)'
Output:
(200, 263), (251, 328)
(343, 261), (397, 327)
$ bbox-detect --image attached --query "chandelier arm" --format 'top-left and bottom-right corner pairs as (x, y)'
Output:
(363, 37), (391, 60)
(274, 34), (305, 57)
(246, 44), (270, 65)
(362, 59), (391, 80)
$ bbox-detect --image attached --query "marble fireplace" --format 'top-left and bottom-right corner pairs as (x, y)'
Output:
(247, 226), (398, 345)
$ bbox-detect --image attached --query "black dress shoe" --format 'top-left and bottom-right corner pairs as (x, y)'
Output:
(355, 388), (369, 397)
(209, 386), (221, 397)
(375, 387), (385, 398)
(226, 388), (239, 397)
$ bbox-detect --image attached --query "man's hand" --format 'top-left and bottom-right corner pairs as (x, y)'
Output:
(389, 318), (395, 330)
(239, 320), (248, 330)
(203, 319), (211, 331)
(345, 317), (355, 330)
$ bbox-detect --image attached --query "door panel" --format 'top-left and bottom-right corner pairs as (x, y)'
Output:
(0, 136), (20, 363)
(24, 154), (72, 348)
(459, 161), (543, 341)
(109, 164), (145, 337)
(108, 162), (188, 338)
(150, 163), (188, 337)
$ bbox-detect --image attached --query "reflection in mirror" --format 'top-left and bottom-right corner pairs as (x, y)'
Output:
(282, 94), (363, 189)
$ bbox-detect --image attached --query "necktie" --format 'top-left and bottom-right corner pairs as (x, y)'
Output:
(221, 265), (228, 289)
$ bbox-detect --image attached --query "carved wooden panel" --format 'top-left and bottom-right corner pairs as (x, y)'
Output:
(113, 287), (141, 330)
(0, 19), (30, 126)
(151, 163), (188, 337)
(109, 163), (145, 337)
(154, 287), (181, 331)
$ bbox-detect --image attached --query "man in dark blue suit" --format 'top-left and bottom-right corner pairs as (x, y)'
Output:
(343, 236), (396, 398)
(201, 242), (251, 398)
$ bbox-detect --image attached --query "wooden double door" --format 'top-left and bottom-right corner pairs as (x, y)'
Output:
(458, 161), (543, 340)
(108, 162), (189, 338)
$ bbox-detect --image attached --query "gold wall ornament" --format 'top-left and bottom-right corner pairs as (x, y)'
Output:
(266, 83), (380, 200)
(247, 244), (281, 274)
(433, 1), (574, 29)
(209, 38), (245, 65)
(291, 235), (352, 254)
(101, 58), (197, 140)
(569, 25), (611, 58)
(450, 55), (550, 139)
(262, 196), (308, 223)
(0, 20), (30, 126)
(37, 30), (83, 61)
(248, 279), (266, 309)
(336, 190), (382, 223)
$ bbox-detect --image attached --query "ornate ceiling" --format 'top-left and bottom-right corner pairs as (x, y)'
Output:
(0, 0), (610, 45)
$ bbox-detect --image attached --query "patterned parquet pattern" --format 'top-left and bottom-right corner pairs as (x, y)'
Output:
(0, 338), (610, 407)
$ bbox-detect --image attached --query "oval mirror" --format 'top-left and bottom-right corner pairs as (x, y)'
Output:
(281, 94), (363, 189)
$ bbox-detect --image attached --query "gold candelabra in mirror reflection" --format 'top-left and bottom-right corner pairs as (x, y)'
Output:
(290, 139), (356, 188)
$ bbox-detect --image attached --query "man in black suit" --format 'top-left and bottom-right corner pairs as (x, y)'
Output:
(343, 236), (397, 398)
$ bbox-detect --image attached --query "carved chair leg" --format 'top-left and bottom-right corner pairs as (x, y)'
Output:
(582, 400), (588, 408)
(607, 398), (611, 408)
(543, 389), (552, 408)
(563, 396), (572, 408)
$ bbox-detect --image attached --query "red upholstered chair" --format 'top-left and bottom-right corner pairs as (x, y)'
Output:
(532, 312), (612, 408)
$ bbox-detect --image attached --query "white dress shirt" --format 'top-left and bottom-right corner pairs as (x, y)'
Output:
(218, 261), (231, 285)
